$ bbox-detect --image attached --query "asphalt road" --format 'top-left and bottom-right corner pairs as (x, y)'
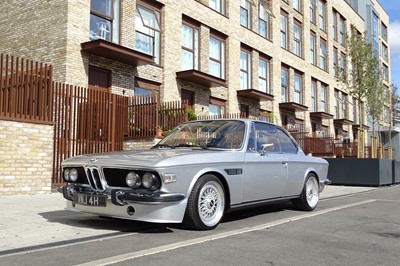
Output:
(1, 185), (399, 266)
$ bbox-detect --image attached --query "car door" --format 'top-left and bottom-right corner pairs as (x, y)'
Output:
(243, 122), (288, 202)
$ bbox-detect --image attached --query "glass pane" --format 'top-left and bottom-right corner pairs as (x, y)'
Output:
(259, 60), (266, 78)
(259, 20), (267, 38)
(138, 5), (160, 30)
(259, 79), (267, 93)
(182, 25), (193, 49)
(135, 31), (153, 55)
(240, 7), (248, 27)
(209, 104), (220, 115)
(209, 37), (221, 60)
(135, 87), (152, 96)
(91, 0), (112, 16)
(240, 72), (248, 90)
(209, 60), (221, 78)
(181, 50), (194, 70)
(240, 51), (248, 71)
(90, 15), (111, 41)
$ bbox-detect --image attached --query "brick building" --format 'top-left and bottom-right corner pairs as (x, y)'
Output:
(0, 0), (392, 194)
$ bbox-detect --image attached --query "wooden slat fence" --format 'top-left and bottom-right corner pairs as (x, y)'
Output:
(0, 53), (53, 123)
(52, 84), (127, 185)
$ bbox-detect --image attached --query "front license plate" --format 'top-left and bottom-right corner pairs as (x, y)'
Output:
(73, 194), (107, 207)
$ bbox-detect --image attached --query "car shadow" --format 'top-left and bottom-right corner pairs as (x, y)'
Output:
(39, 210), (172, 233)
(39, 201), (296, 233)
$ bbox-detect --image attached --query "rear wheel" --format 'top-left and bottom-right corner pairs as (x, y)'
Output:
(293, 173), (319, 211)
(184, 174), (225, 230)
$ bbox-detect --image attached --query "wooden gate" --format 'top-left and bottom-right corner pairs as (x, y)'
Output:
(52, 83), (128, 185)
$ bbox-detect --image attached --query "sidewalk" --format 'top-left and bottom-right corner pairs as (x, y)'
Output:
(0, 185), (377, 254)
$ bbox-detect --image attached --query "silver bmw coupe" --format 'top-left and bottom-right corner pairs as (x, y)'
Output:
(60, 119), (330, 230)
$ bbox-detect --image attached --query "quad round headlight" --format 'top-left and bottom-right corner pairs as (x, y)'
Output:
(69, 168), (78, 182)
(126, 172), (141, 188)
(63, 169), (70, 181)
(142, 172), (160, 190)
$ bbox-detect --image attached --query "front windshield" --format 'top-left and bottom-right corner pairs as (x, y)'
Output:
(155, 120), (246, 150)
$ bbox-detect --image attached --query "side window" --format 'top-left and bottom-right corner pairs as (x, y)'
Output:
(251, 122), (297, 153)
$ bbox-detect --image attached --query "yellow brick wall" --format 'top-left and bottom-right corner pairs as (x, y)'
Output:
(0, 121), (53, 195)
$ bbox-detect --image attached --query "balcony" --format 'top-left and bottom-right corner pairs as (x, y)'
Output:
(279, 102), (308, 112)
(81, 40), (154, 66)
(176, 69), (227, 87)
(310, 111), (334, 120)
(334, 118), (353, 125)
(237, 89), (274, 101)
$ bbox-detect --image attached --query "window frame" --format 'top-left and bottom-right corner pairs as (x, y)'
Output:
(135, 2), (162, 64)
(258, 56), (271, 94)
(320, 84), (327, 112)
(209, 97), (226, 116)
(209, 34), (226, 79)
(293, 20), (302, 57)
(319, 38), (327, 71)
(181, 21), (200, 71)
(294, 72), (303, 104)
(258, 1), (272, 39)
(311, 79), (317, 112)
(310, 0), (316, 24)
(209, 0), (226, 15)
(90, 0), (120, 43)
(280, 10), (289, 50)
(240, 0), (253, 29)
(318, 0), (326, 31)
(240, 48), (252, 90)
(310, 31), (316, 65)
(281, 67), (289, 102)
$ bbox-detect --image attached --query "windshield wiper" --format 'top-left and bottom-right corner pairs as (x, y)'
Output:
(171, 144), (209, 149)
(152, 144), (175, 149)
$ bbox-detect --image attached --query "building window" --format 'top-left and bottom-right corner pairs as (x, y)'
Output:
(259, 1), (272, 39)
(181, 23), (199, 71)
(310, 31), (316, 65)
(333, 47), (338, 77)
(293, 20), (302, 57)
(382, 44), (388, 61)
(339, 16), (345, 45)
(383, 64), (389, 82)
(281, 67), (289, 102)
(209, 35), (225, 79)
(332, 9), (337, 40)
(294, 72), (302, 104)
(209, 0), (225, 15)
(381, 22), (388, 41)
(293, 0), (301, 12)
(90, 0), (120, 43)
(334, 90), (339, 119)
(134, 78), (160, 96)
(318, 0), (325, 31)
(311, 79), (317, 112)
(340, 52), (346, 79)
(320, 84), (327, 112)
(319, 38), (327, 70)
(259, 57), (270, 93)
(209, 97), (225, 116)
(135, 3), (161, 64)
(280, 11), (289, 50)
(372, 12), (380, 55)
(342, 93), (348, 119)
(310, 0), (316, 24)
(240, 0), (252, 29)
(240, 49), (251, 90)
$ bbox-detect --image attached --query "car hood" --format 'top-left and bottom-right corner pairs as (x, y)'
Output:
(62, 148), (243, 168)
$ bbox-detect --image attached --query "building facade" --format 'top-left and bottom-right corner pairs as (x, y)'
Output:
(0, 0), (391, 138)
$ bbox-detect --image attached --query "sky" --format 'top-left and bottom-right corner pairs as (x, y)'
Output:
(378, 0), (400, 91)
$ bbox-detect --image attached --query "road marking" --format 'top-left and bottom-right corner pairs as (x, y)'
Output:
(76, 199), (376, 266)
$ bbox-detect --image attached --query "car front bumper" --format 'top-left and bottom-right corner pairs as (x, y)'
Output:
(59, 185), (187, 223)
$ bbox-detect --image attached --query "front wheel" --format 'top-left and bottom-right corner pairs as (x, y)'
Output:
(184, 175), (225, 230)
(293, 173), (319, 211)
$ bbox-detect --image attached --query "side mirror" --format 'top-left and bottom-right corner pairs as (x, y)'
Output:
(259, 143), (274, 155)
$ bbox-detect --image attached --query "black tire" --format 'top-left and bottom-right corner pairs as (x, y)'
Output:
(293, 173), (319, 211)
(183, 174), (225, 230)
